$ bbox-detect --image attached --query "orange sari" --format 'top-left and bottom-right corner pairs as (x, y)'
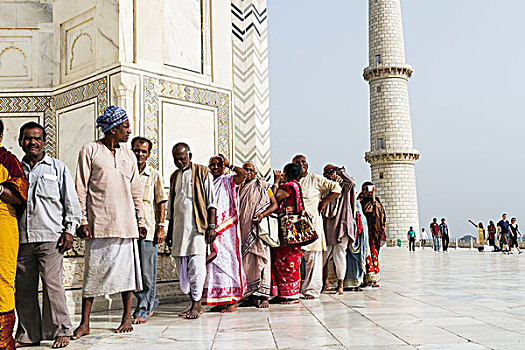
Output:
(0, 146), (28, 349)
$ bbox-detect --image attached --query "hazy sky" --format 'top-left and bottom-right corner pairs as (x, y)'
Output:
(268, 0), (525, 238)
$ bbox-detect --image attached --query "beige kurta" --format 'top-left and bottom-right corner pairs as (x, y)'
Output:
(299, 173), (341, 252)
(139, 165), (168, 241)
(75, 140), (145, 238)
(169, 169), (216, 257)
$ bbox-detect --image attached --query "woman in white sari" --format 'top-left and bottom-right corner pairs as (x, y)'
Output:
(202, 155), (247, 312)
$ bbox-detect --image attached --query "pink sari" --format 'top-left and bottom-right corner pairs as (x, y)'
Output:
(202, 174), (246, 306)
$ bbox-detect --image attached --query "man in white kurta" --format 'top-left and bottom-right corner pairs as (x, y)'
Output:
(166, 143), (217, 319)
(293, 155), (341, 299)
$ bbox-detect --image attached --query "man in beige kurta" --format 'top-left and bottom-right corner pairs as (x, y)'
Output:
(73, 106), (147, 338)
(293, 155), (341, 299)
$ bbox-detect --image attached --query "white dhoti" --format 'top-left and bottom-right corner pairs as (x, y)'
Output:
(323, 235), (349, 280)
(82, 238), (142, 298)
(302, 251), (323, 298)
(174, 255), (206, 302)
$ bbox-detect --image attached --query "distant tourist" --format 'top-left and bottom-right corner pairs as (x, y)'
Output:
(439, 218), (449, 252)
(468, 220), (485, 252)
(358, 182), (386, 287)
(430, 218), (440, 252)
(497, 213), (510, 254)
(420, 228), (428, 249)
(509, 218), (521, 254)
(407, 226), (416, 252)
(487, 221), (498, 252)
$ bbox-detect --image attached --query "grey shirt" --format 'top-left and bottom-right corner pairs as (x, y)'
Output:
(19, 154), (81, 243)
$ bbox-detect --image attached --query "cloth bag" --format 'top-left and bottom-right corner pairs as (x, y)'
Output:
(280, 184), (318, 247)
(258, 214), (280, 247)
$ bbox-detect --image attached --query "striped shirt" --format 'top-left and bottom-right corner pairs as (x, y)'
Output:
(140, 165), (168, 241)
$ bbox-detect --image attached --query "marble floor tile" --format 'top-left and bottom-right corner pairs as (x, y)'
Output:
(15, 248), (525, 349)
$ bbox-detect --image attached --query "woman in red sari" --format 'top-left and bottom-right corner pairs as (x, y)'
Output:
(270, 163), (304, 304)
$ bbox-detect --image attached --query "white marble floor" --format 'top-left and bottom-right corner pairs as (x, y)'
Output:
(24, 247), (525, 349)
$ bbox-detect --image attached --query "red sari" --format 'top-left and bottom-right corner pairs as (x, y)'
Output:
(360, 196), (386, 285)
(271, 181), (304, 299)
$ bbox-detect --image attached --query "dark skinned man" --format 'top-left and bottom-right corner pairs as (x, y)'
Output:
(15, 122), (81, 349)
(73, 106), (147, 338)
(131, 137), (167, 324)
(292, 155), (340, 299)
(167, 143), (217, 319)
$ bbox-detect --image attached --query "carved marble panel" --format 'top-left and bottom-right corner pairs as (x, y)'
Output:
(164, 0), (203, 73)
(61, 9), (96, 79)
(57, 101), (97, 172)
(161, 101), (216, 183)
(0, 33), (33, 81)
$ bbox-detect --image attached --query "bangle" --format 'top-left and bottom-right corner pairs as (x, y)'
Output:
(0, 185), (4, 196)
(157, 223), (165, 227)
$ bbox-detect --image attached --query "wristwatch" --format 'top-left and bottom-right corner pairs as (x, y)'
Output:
(208, 224), (216, 229)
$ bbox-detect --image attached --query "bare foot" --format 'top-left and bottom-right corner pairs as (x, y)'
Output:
(132, 317), (146, 325)
(185, 300), (203, 319)
(179, 307), (192, 317)
(71, 324), (90, 340)
(221, 303), (238, 313)
(323, 282), (331, 291)
(114, 320), (133, 334)
(353, 287), (363, 292)
(281, 299), (300, 304)
(303, 295), (315, 300)
(336, 287), (344, 295)
(258, 300), (270, 308)
(52, 336), (70, 348)
(15, 341), (40, 348)
(371, 283), (380, 288)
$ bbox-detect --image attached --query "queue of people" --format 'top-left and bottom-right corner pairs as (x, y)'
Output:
(0, 106), (388, 349)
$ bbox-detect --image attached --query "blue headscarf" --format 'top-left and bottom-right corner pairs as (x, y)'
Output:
(96, 106), (128, 133)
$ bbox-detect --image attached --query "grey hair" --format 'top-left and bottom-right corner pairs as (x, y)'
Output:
(292, 154), (306, 163)
(173, 142), (192, 155)
(243, 161), (258, 172)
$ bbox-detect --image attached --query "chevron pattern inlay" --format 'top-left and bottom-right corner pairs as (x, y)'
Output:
(0, 77), (108, 157)
(143, 76), (231, 170)
(232, 0), (271, 178)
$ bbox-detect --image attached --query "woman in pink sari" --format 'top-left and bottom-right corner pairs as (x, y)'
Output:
(202, 155), (247, 312)
(270, 163), (304, 304)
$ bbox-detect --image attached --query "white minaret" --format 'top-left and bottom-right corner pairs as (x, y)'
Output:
(363, 0), (420, 242)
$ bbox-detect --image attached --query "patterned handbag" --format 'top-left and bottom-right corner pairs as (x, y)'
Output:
(280, 183), (318, 247)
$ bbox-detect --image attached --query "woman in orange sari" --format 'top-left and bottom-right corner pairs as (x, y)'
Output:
(0, 121), (29, 350)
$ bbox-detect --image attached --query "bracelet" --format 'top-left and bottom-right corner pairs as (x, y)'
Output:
(157, 222), (165, 227)
(0, 185), (4, 196)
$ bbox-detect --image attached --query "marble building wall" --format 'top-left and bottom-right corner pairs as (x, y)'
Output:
(0, 0), (242, 312)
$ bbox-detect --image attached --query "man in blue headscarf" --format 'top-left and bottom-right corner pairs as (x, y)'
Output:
(73, 106), (147, 338)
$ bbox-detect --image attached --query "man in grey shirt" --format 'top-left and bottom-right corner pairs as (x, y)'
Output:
(15, 122), (81, 349)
